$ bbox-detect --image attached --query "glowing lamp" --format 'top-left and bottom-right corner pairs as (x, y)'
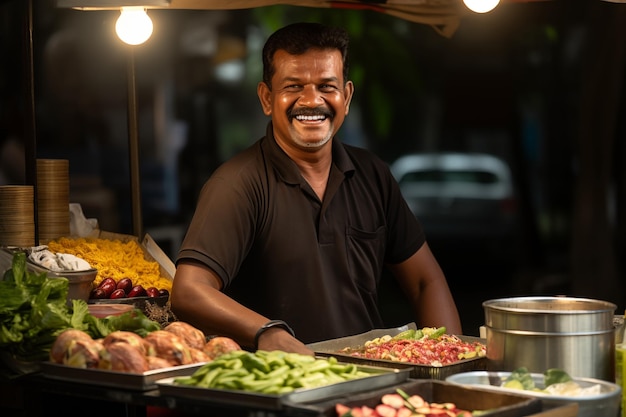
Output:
(115, 7), (153, 45)
(463, 0), (500, 13)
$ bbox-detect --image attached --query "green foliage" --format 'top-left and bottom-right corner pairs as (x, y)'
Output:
(0, 253), (74, 360)
(0, 252), (159, 364)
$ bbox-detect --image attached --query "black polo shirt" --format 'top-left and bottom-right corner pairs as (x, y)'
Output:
(177, 123), (425, 343)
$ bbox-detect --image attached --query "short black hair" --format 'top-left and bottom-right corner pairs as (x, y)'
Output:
(262, 22), (350, 89)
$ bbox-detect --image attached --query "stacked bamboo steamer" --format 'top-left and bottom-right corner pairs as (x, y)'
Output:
(0, 185), (36, 247)
(36, 159), (70, 243)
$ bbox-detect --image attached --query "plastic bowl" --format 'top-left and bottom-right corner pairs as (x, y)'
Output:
(88, 303), (134, 318)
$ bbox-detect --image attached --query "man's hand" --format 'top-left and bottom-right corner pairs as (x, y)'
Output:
(256, 327), (314, 356)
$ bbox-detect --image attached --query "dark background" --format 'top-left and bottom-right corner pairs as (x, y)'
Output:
(2, 0), (626, 336)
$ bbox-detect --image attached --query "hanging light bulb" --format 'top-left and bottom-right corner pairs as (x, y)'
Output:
(463, 0), (500, 13)
(115, 7), (153, 45)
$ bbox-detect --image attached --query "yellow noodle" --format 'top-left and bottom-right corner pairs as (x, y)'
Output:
(47, 237), (173, 292)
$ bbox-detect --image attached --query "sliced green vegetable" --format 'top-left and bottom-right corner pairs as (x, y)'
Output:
(502, 379), (525, 390)
(396, 388), (417, 412)
(544, 368), (572, 387)
(392, 329), (416, 340)
(504, 367), (536, 390)
(428, 326), (446, 339)
(175, 350), (370, 393)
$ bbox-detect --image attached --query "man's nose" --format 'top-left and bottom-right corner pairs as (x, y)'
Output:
(299, 85), (324, 106)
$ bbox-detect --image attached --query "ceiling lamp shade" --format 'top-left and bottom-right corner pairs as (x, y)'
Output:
(56, 0), (169, 10)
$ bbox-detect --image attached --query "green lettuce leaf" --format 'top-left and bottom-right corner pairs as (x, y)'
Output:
(99, 310), (161, 337)
(69, 299), (90, 331)
(0, 252), (161, 366)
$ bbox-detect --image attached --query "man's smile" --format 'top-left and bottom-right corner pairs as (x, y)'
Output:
(294, 114), (327, 122)
(288, 107), (334, 123)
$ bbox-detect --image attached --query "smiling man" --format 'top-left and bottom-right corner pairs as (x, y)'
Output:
(171, 22), (461, 355)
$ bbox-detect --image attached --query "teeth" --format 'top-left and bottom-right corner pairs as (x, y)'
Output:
(295, 115), (325, 121)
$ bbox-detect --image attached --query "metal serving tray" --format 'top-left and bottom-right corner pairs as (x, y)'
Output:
(306, 324), (487, 380)
(156, 364), (410, 411)
(40, 361), (205, 391)
(446, 371), (622, 417)
(283, 379), (542, 417)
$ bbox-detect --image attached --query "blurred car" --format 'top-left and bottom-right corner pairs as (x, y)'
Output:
(390, 152), (520, 265)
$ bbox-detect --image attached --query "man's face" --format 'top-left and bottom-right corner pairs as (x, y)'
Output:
(257, 48), (354, 152)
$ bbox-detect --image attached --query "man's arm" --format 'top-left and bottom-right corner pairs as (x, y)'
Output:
(387, 242), (463, 335)
(170, 261), (314, 355)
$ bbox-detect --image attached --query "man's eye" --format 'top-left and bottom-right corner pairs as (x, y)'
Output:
(320, 85), (338, 92)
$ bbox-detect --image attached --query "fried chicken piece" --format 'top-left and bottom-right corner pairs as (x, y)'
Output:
(203, 337), (241, 360)
(144, 330), (193, 365)
(64, 338), (104, 369)
(102, 330), (153, 356)
(189, 347), (210, 363)
(146, 355), (174, 370)
(50, 329), (95, 364)
(99, 341), (150, 373)
(163, 321), (206, 351)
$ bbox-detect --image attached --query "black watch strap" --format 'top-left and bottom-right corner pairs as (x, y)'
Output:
(253, 320), (296, 350)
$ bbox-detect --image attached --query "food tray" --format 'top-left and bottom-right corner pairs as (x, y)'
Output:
(446, 371), (622, 417)
(156, 364), (410, 411)
(306, 324), (487, 380)
(283, 379), (542, 417)
(40, 361), (205, 391)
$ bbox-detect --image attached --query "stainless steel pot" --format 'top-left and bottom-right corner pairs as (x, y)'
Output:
(483, 296), (616, 381)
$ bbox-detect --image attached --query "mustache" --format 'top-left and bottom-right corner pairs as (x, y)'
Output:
(288, 106), (334, 120)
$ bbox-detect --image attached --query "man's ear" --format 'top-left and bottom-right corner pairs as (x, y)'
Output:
(344, 80), (355, 115)
(257, 82), (272, 116)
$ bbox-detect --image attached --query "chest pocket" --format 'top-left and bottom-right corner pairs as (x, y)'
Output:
(346, 225), (386, 294)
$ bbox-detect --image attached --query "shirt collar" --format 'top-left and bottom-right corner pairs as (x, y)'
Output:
(262, 122), (355, 185)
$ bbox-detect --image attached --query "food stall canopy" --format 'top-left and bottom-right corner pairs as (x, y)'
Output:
(56, 0), (467, 38)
